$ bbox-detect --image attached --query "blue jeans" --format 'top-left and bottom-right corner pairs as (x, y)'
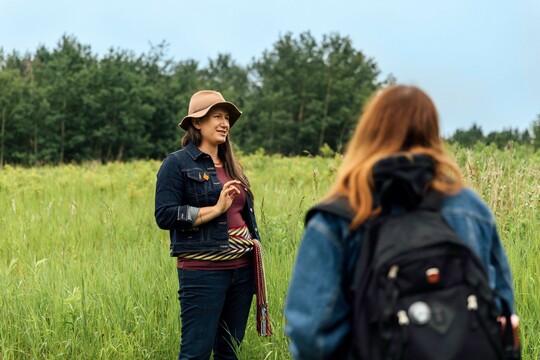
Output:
(177, 266), (255, 360)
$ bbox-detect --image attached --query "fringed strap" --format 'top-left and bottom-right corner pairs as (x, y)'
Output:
(252, 240), (273, 336)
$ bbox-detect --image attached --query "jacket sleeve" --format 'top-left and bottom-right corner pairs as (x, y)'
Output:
(284, 213), (354, 360)
(442, 188), (517, 314)
(154, 154), (196, 230)
(489, 225), (516, 313)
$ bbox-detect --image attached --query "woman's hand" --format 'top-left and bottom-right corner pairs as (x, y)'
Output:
(191, 180), (241, 226)
(216, 180), (241, 214)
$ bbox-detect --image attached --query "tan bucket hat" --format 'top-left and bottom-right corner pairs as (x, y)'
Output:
(178, 90), (242, 130)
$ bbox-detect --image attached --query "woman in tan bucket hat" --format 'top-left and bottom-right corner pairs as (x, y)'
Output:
(155, 90), (271, 359)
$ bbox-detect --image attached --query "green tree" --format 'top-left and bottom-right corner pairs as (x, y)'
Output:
(18, 55), (54, 164)
(200, 54), (250, 103)
(32, 35), (97, 163)
(244, 31), (381, 155)
(84, 48), (155, 162)
(137, 43), (182, 158)
(0, 69), (24, 166)
(521, 129), (531, 146)
(485, 128), (521, 149)
(316, 33), (381, 153)
(448, 123), (485, 147)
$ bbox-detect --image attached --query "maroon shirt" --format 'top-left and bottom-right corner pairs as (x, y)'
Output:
(216, 166), (247, 228)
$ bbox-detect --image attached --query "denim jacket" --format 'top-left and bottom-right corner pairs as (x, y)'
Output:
(284, 188), (516, 360)
(155, 142), (260, 256)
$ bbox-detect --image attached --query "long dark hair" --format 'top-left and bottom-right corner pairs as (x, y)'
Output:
(181, 120), (254, 200)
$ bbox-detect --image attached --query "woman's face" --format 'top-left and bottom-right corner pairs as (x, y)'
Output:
(194, 107), (230, 147)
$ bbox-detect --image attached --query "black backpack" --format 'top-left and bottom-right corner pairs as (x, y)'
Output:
(306, 155), (520, 360)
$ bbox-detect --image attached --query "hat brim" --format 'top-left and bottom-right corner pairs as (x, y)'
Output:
(178, 102), (242, 130)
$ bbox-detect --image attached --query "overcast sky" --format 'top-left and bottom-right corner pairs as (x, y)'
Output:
(1, 0), (539, 136)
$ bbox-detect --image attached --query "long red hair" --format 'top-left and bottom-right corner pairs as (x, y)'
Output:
(325, 85), (464, 229)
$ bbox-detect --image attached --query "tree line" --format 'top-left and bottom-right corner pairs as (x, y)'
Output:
(1, 32), (539, 166)
(0, 32), (385, 166)
(448, 120), (540, 150)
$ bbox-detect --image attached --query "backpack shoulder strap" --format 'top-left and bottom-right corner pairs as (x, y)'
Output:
(416, 189), (445, 212)
(305, 196), (355, 225)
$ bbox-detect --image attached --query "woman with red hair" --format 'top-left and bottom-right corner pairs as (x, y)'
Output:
(284, 85), (516, 359)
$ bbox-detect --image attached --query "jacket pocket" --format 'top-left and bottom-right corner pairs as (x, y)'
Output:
(185, 169), (211, 203)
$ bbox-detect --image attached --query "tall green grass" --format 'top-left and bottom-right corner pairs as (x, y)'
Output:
(1, 145), (538, 359)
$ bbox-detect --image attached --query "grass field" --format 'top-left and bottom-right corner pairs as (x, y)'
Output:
(1, 145), (539, 359)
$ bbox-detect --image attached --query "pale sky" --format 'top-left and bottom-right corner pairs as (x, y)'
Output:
(1, 0), (539, 136)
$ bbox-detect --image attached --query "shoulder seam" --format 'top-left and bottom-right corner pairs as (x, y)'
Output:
(308, 213), (351, 250)
(442, 207), (495, 225)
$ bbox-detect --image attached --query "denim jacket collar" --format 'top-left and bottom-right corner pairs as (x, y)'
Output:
(184, 142), (207, 161)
